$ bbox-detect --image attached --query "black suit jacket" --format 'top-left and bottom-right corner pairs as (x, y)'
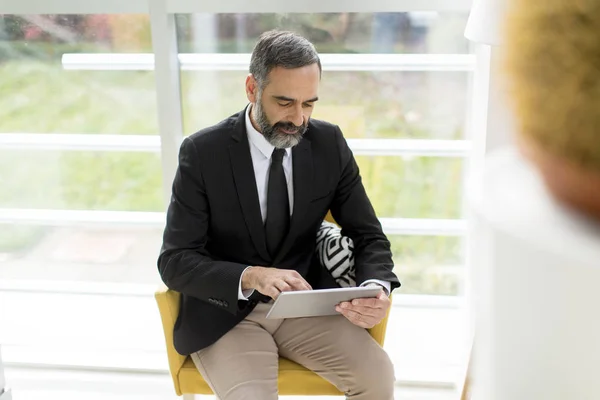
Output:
(158, 108), (400, 355)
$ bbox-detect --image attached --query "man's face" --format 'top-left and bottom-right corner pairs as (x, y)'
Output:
(246, 64), (320, 149)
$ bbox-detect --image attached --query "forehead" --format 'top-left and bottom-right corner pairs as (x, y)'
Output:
(262, 64), (320, 99)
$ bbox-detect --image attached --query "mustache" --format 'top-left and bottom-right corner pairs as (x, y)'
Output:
(274, 121), (306, 133)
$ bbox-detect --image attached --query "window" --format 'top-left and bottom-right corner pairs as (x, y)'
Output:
(0, 14), (156, 134)
(0, 14), (163, 285)
(391, 235), (464, 295)
(0, 1), (481, 388)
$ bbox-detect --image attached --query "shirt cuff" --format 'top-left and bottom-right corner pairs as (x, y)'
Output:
(238, 266), (255, 300)
(360, 279), (391, 296)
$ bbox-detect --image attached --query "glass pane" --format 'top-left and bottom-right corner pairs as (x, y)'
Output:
(175, 13), (470, 54)
(318, 71), (468, 140)
(0, 14), (158, 134)
(0, 223), (163, 284)
(391, 235), (464, 296)
(181, 70), (468, 140)
(357, 156), (463, 219)
(177, 13), (471, 139)
(0, 150), (163, 211)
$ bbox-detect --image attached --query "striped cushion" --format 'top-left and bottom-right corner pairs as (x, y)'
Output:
(315, 221), (356, 287)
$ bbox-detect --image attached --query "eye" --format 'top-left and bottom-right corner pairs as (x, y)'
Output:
(303, 103), (314, 108)
(278, 102), (292, 107)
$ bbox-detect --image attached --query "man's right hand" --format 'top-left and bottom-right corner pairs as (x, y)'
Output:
(241, 267), (312, 300)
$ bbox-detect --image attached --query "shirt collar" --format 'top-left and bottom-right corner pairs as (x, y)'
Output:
(245, 104), (292, 160)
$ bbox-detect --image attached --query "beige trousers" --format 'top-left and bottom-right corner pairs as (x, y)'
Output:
(190, 302), (395, 400)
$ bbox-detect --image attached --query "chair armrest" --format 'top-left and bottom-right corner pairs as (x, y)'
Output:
(367, 294), (392, 347)
(155, 284), (186, 396)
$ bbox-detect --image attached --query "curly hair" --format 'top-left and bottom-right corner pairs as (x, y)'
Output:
(502, 0), (600, 170)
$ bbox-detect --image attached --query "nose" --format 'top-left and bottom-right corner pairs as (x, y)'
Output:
(289, 104), (304, 127)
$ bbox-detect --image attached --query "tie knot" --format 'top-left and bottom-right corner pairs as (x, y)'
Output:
(272, 148), (286, 163)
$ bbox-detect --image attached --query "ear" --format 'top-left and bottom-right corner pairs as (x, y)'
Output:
(246, 74), (258, 103)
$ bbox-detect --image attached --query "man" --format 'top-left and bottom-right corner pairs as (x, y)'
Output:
(158, 30), (400, 399)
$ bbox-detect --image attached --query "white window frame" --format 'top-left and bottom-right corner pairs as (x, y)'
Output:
(60, 52), (475, 72)
(0, 133), (472, 156)
(1, 0), (473, 14)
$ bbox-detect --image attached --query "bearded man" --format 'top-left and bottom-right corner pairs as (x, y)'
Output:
(158, 30), (400, 400)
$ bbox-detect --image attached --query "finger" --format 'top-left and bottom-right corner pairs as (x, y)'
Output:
(351, 296), (385, 309)
(337, 307), (363, 324)
(285, 277), (312, 291)
(286, 272), (312, 290)
(264, 286), (280, 300)
(274, 280), (292, 293)
(337, 308), (374, 329)
(341, 303), (381, 318)
(338, 301), (352, 309)
(345, 305), (384, 324)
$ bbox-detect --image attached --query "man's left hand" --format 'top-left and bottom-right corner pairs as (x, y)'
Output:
(336, 289), (390, 329)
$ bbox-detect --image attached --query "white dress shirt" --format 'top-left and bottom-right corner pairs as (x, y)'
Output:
(238, 105), (390, 300)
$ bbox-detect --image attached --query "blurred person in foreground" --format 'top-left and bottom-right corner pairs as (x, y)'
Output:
(503, 0), (600, 221)
(158, 30), (400, 399)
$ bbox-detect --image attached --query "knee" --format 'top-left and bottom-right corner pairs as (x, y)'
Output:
(348, 346), (395, 398)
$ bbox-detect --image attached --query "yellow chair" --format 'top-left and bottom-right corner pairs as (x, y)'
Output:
(155, 286), (392, 396)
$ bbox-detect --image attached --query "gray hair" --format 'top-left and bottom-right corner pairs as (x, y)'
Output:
(249, 30), (322, 89)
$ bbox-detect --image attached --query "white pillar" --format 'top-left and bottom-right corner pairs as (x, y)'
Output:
(149, 0), (185, 208)
(470, 148), (600, 399)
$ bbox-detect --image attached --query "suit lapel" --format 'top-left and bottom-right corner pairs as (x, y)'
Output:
(274, 137), (313, 264)
(228, 111), (271, 262)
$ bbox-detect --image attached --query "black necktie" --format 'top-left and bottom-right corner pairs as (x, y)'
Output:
(265, 148), (290, 258)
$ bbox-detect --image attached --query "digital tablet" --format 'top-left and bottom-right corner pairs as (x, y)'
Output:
(265, 286), (382, 319)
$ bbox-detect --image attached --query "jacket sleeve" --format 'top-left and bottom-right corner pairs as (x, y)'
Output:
(157, 137), (250, 315)
(329, 126), (401, 292)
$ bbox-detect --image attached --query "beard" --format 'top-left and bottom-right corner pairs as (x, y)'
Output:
(252, 95), (307, 149)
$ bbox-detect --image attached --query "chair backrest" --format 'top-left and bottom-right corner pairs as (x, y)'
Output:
(325, 211), (336, 224)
